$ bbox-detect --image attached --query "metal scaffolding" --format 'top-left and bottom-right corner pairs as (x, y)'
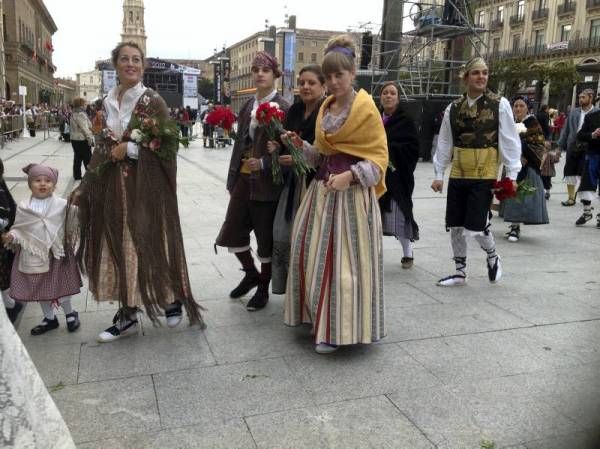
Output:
(370, 0), (488, 99)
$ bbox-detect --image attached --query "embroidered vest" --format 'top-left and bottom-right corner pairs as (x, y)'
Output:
(449, 92), (500, 149)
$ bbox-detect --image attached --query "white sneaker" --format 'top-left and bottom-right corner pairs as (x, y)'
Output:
(437, 274), (467, 287)
(97, 311), (139, 343)
(315, 343), (338, 354)
(165, 302), (183, 328)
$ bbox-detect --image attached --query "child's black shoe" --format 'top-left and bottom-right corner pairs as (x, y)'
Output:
(66, 311), (80, 332)
(31, 317), (59, 335)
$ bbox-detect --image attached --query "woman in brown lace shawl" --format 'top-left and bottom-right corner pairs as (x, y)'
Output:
(71, 42), (203, 343)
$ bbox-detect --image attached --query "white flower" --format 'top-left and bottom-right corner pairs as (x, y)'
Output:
(250, 109), (258, 129)
(130, 128), (143, 143)
(515, 122), (527, 135)
(268, 102), (280, 109)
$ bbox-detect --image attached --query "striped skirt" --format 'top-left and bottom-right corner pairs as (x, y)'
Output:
(284, 181), (385, 346)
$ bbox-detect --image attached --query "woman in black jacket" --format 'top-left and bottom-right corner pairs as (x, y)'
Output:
(269, 65), (326, 293)
(378, 81), (420, 269)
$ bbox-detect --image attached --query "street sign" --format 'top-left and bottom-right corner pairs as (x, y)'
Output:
(19, 85), (27, 96)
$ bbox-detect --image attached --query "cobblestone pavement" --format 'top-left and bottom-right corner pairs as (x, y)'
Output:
(7, 133), (600, 449)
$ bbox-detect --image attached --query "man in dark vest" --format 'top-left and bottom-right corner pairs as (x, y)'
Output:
(431, 57), (522, 286)
(575, 98), (600, 227)
(215, 52), (289, 310)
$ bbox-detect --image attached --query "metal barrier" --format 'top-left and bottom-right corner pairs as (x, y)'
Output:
(0, 115), (24, 148)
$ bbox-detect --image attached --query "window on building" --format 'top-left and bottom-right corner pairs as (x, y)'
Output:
(492, 37), (501, 53)
(298, 52), (304, 62)
(560, 24), (572, 42)
(129, 11), (133, 23)
(298, 39), (304, 47)
(536, 0), (546, 10)
(478, 11), (485, 27)
(534, 29), (545, 51)
(591, 19), (600, 46)
(311, 53), (317, 63)
(517, 0), (525, 19)
(312, 40), (318, 47)
(512, 34), (520, 51)
(497, 6), (504, 22)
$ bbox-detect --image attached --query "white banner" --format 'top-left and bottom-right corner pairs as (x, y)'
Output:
(102, 70), (117, 94)
(183, 73), (197, 98)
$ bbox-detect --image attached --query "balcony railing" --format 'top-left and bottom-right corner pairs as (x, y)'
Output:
(557, 1), (576, 14)
(485, 36), (600, 60)
(509, 14), (525, 25)
(587, 0), (600, 8)
(532, 8), (549, 20)
(490, 19), (504, 30)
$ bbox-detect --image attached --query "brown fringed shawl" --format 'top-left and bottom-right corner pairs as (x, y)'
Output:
(72, 88), (204, 326)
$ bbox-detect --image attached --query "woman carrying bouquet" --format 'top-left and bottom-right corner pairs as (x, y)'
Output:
(269, 65), (326, 294)
(215, 52), (289, 311)
(72, 42), (204, 342)
(378, 81), (420, 269)
(500, 96), (549, 242)
(284, 35), (388, 354)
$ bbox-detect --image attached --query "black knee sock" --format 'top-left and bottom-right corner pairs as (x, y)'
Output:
(235, 250), (257, 273)
(260, 262), (272, 282)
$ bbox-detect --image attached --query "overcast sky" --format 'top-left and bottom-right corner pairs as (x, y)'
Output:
(44, 0), (385, 78)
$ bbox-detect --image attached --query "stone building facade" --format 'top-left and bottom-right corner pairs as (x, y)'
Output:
(473, 0), (600, 102)
(75, 69), (101, 102)
(3, 0), (58, 105)
(227, 28), (360, 111)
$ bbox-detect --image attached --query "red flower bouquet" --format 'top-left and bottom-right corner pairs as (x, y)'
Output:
(493, 177), (536, 203)
(206, 106), (237, 139)
(252, 102), (310, 184)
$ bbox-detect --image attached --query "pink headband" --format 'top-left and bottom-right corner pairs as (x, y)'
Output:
(251, 51), (281, 77)
(22, 163), (58, 184)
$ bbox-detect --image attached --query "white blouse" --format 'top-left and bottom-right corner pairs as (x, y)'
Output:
(104, 82), (146, 159)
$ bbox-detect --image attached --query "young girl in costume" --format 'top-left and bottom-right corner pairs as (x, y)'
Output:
(2, 164), (82, 335)
(284, 35), (388, 354)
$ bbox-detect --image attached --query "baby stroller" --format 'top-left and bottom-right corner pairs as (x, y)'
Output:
(215, 126), (227, 148)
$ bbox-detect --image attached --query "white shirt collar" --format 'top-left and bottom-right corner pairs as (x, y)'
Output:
(104, 82), (146, 139)
(466, 94), (483, 107)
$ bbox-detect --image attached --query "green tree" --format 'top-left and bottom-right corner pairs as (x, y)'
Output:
(198, 78), (215, 102)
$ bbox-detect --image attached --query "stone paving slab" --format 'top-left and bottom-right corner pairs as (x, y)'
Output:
(76, 419), (256, 449)
(78, 329), (215, 383)
(153, 358), (315, 428)
(6, 136), (600, 448)
(245, 395), (435, 449)
(51, 375), (160, 444)
(284, 343), (441, 405)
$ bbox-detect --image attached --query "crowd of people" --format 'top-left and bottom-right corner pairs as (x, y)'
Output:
(2, 36), (600, 446)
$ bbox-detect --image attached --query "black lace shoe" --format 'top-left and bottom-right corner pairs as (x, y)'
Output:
(487, 255), (502, 283)
(230, 269), (260, 298)
(596, 214), (600, 229)
(575, 211), (593, 226)
(505, 225), (520, 242)
(97, 309), (139, 343)
(31, 317), (59, 336)
(66, 311), (80, 332)
(6, 301), (24, 324)
(246, 282), (269, 311)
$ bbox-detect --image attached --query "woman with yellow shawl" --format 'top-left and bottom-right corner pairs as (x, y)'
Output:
(284, 35), (388, 354)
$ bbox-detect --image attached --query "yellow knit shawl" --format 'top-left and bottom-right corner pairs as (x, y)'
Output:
(315, 89), (388, 197)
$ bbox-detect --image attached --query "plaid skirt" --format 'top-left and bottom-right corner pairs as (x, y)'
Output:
(9, 249), (82, 302)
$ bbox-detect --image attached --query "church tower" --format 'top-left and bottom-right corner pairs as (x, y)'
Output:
(121, 0), (147, 56)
